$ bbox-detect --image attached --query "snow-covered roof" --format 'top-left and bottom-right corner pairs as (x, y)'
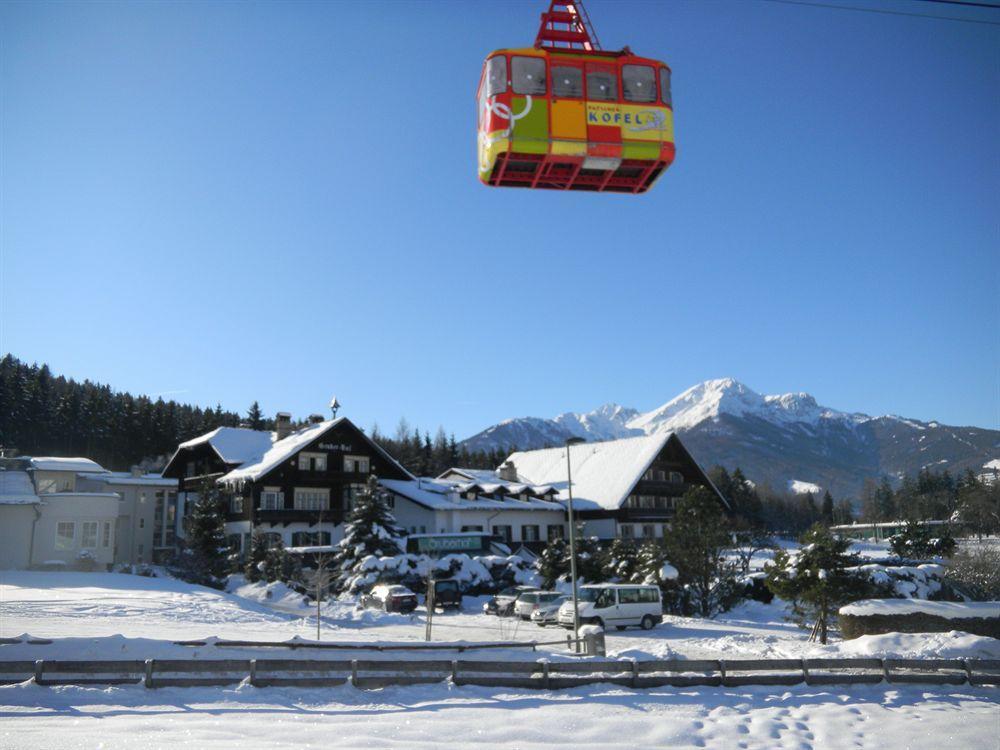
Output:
(441, 468), (505, 483)
(0, 471), (41, 505)
(504, 433), (676, 511)
(28, 457), (107, 473)
(220, 418), (414, 485)
(381, 478), (564, 512)
(982, 459), (1000, 471)
(177, 427), (274, 466)
(79, 472), (178, 487)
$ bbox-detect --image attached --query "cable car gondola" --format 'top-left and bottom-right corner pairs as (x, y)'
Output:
(476, 1), (674, 194)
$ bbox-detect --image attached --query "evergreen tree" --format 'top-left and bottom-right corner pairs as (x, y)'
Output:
(664, 486), (741, 617)
(244, 531), (271, 583)
(247, 401), (265, 430)
(765, 524), (873, 644)
(821, 491), (835, 526)
(601, 538), (639, 581)
(634, 540), (669, 585)
(888, 520), (957, 560)
(573, 529), (604, 584)
(174, 480), (229, 589)
(537, 537), (569, 589)
(331, 475), (407, 593)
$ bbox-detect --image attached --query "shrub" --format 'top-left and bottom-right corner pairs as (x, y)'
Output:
(888, 521), (957, 560)
(945, 547), (1000, 601)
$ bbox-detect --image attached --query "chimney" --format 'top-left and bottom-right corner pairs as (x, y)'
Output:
(275, 412), (293, 441)
(498, 461), (518, 483)
(308, 413), (324, 425)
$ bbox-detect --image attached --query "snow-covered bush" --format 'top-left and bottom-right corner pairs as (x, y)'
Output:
(888, 521), (956, 560)
(944, 547), (1000, 601)
(75, 549), (97, 571)
(854, 563), (956, 601)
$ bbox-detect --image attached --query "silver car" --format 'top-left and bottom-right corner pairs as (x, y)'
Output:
(514, 591), (565, 621)
(530, 594), (569, 626)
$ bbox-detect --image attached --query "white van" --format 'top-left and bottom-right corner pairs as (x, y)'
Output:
(556, 584), (662, 631)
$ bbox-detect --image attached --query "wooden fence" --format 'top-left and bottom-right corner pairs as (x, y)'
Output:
(0, 657), (997, 690)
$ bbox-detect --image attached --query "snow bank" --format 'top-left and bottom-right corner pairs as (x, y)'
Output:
(839, 600), (1000, 619)
(815, 630), (1000, 660)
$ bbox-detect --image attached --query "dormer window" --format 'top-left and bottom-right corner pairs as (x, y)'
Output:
(465, 491), (477, 501)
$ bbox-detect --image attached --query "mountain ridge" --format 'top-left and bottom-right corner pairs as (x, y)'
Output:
(460, 379), (998, 499)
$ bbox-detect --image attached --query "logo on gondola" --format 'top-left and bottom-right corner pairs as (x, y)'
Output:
(586, 105), (665, 132)
(479, 95), (533, 171)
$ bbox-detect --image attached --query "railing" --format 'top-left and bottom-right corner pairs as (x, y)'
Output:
(0, 657), (996, 690)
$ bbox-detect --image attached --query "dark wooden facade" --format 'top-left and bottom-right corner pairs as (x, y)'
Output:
(163, 418), (412, 530)
(577, 433), (729, 523)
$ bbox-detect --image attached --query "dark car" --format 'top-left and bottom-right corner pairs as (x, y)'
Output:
(483, 585), (541, 617)
(361, 584), (418, 614)
(430, 579), (462, 611)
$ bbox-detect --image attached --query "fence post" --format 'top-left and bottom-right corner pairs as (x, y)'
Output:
(881, 658), (890, 683)
(631, 659), (638, 689)
(451, 660), (458, 685)
(33, 660), (44, 685)
(351, 659), (358, 688)
(249, 659), (257, 688)
(542, 661), (550, 690)
(801, 659), (810, 685)
(719, 660), (726, 686)
(144, 659), (154, 689)
(962, 659), (973, 685)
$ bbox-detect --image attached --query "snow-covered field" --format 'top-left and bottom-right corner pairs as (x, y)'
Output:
(1, 571), (997, 749)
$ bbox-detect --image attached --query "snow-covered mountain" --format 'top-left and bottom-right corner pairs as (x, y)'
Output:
(461, 378), (999, 499)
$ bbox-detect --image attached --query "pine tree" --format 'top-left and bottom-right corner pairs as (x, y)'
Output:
(664, 486), (741, 617)
(888, 520), (956, 560)
(573, 529), (604, 584)
(634, 540), (669, 585)
(765, 524), (873, 644)
(537, 537), (569, 588)
(821, 491), (835, 526)
(331, 475), (407, 594)
(247, 401), (265, 430)
(245, 531), (271, 583)
(601, 538), (638, 582)
(175, 480), (229, 589)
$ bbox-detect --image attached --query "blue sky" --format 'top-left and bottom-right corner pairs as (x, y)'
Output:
(2, 0), (997, 438)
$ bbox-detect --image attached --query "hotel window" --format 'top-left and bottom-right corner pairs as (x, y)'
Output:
(56, 522), (75, 550)
(642, 524), (656, 539)
(139, 518), (145, 528)
(462, 525), (484, 533)
(493, 525), (512, 542)
(464, 491), (477, 500)
(102, 521), (112, 548)
(343, 455), (370, 474)
(522, 525), (540, 542)
(668, 471), (683, 483)
(620, 524), (634, 539)
(185, 461), (196, 477)
(294, 487), (330, 511)
(36, 478), (58, 494)
(298, 452), (328, 471)
(81, 521), (99, 549)
(546, 524), (564, 541)
(260, 487), (284, 510)
(230, 496), (244, 514)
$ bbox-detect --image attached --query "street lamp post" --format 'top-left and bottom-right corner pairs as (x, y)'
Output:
(564, 436), (585, 650)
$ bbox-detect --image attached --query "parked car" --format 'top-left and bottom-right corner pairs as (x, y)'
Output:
(361, 584), (418, 614)
(556, 584), (662, 631)
(483, 585), (540, 616)
(529, 594), (569, 626)
(430, 579), (462, 611)
(514, 591), (565, 621)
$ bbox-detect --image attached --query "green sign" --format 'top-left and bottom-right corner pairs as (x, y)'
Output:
(416, 536), (482, 553)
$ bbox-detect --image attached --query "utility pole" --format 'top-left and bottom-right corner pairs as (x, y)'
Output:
(565, 436), (585, 651)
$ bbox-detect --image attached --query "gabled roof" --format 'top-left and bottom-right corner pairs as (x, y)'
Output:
(505, 432), (729, 512)
(176, 427), (274, 466)
(28, 457), (107, 474)
(380, 478), (564, 512)
(220, 417), (415, 485)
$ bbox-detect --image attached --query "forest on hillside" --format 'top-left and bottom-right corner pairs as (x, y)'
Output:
(0, 355), (505, 474)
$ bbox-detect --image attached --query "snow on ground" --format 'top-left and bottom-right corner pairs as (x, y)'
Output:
(0, 680), (997, 750)
(1, 571), (998, 749)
